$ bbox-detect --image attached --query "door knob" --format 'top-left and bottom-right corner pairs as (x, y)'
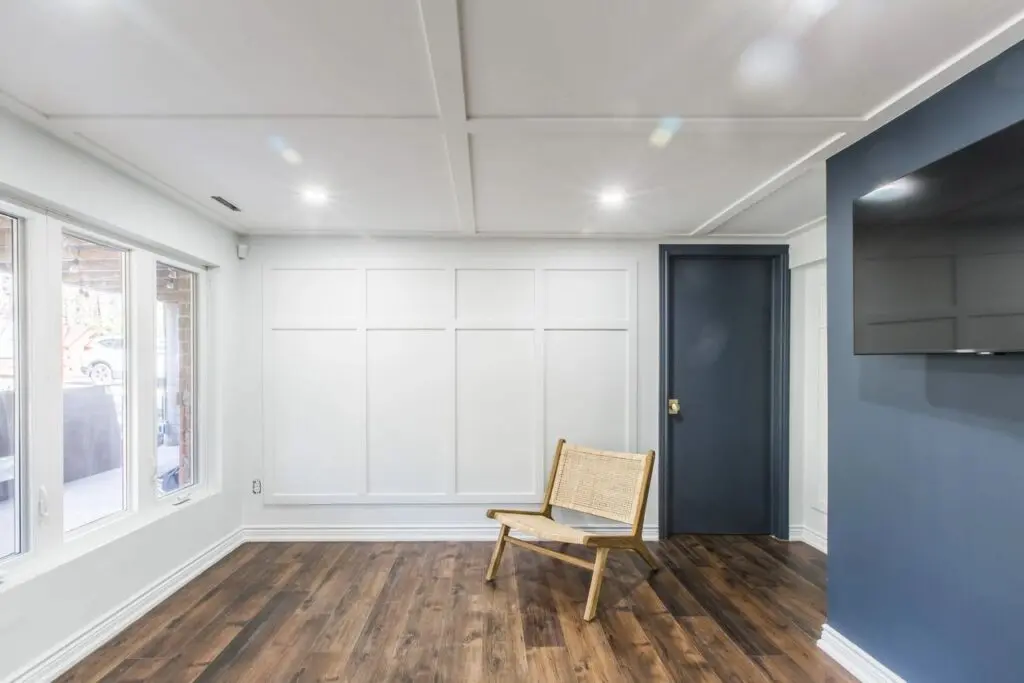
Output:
(668, 398), (680, 416)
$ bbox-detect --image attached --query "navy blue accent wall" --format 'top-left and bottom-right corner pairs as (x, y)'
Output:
(827, 43), (1024, 683)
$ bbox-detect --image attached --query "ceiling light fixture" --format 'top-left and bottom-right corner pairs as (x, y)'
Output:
(301, 186), (330, 206)
(599, 187), (628, 209)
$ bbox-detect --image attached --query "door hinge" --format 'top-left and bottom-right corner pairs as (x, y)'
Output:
(251, 479), (262, 495)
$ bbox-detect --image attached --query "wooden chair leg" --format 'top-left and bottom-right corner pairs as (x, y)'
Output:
(632, 540), (658, 572)
(583, 547), (610, 621)
(485, 524), (510, 582)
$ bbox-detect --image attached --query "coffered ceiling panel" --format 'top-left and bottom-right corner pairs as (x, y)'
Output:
(0, 0), (437, 116)
(715, 166), (826, 235)
(472, 123), (843, 234)
(0, 0), (1022, 236)
(462, 0), (1024, 118)
(71, 118), (458, 233)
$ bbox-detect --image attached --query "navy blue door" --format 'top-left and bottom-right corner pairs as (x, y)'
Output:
(666, 256), (773, 535)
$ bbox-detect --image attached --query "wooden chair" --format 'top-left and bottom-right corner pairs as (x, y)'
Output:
(485, 439), (657, 621)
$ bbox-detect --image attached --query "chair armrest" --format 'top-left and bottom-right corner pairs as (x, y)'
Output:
(486, 508), (548, 520)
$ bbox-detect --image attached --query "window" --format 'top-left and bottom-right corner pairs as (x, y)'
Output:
(0, 196), (210, 567)
(62, 234), (128, 531)
(0, 214), (21, 559)
(156, 263), (196, 495)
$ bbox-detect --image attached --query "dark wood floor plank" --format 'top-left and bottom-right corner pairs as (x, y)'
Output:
(337, 546), (430, 682)
(693, 537), (853, 683)
(193, 590), (305, 682)
(62, 536), (844, 683)
(145, 546), (304, 682)
(549, 555), (628, 683)
(306, 543), (399, 680)
(382, 544), (452, 682)
(680, 616), (774, 683)
(658, 541), (782, 656)
(722, 538), (829, 641)
(644, 548), (709, 617)
(598, 609), (674, 683)
(747, 536), (828, 592)
(447, 542), (495, 682)
(56, 543), (270, 683)
(514, 545), (566, 648)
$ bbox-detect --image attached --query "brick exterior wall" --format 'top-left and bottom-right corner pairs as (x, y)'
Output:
(156, 264), (194, 489)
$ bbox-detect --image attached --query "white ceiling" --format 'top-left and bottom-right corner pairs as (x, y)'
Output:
(0, 0), (1022, 238)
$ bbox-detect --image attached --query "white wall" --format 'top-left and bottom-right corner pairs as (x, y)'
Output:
(240, 238), (661, 536)
(0, 110), (243, 680)
(789, 224), (828, 553)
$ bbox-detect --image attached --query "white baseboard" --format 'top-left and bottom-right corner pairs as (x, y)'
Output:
(243, 523), (660, 543)
(5, 529), (246, 683)
(789, 524), (828, 554)
(818, 624), (906, 683)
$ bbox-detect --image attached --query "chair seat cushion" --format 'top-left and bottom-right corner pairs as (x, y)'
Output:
(490, 512), (590, 544)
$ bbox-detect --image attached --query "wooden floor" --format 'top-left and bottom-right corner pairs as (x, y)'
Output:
(60, 536), (854, 682)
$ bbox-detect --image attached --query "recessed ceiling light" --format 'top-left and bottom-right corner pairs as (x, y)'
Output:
(736, 37), (799, 90)
(301, 186), (330, 206)
(599, 187), (628, 209)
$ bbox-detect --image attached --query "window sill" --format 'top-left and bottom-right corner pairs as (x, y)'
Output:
(0, 486), (221, 593)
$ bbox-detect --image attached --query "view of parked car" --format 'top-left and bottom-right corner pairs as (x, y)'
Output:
(80, 336), (123, 385)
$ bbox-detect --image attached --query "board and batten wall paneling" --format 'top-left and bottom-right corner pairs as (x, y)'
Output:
(266, 330), (366, 496)
(367, 268), (452, 321)
(544, 330), (630, 459)
(456, 329), (537, 496)
(267, 268), (363, 327)
(367, 329), (453, 495)
(456, 268), (535, 321)
(260, 259), (637, 507)
(545, 269), (629, 322)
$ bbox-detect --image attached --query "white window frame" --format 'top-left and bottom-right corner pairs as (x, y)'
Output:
(0, 209), (26, 563)
(0, 195), (213, 578)
(59, 226), (134, 538)
(153, 256), (203, 501)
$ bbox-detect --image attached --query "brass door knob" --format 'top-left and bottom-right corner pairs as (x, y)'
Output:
(668, 398), (680, 416)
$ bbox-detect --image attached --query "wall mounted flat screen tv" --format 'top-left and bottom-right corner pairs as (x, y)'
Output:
(853, 118), (1024, 354)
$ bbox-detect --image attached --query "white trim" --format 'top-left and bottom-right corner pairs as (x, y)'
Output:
(788, 222), (827, 269)
(788, 524), (828, 554)
(3, 529), (245, 683)
(243, 523), (660, 543)
(802, 526), (828, 555)
(818, 624), (907, 683)
(783, 216), (827, 239)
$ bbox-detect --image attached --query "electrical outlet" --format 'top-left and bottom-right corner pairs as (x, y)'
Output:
(251, 479), (262, 495)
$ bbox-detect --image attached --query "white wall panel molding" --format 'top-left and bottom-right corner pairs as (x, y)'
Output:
(260, 257), (638, 507)
(789, 252), (828, 552)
